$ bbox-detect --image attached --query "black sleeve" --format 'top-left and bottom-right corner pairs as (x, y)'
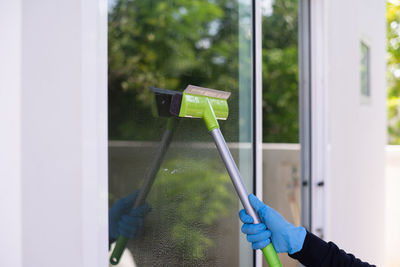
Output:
(289, 232), (376, 267)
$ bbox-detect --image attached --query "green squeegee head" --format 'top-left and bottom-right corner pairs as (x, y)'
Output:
(171, 85), (231, 131)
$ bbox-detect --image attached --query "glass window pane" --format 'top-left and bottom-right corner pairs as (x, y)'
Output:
(108, 0), (253, 266)
(261, 0), (300, 266)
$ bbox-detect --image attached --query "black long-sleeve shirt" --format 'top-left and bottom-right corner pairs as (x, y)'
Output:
(289, 232), (376, 267)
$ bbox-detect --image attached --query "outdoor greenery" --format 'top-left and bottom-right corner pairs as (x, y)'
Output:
(108, 0), (299, 143)
(388, 0), (400, 144)
(108, 0), (299, 264)
(108, 0), (242, 141)
(262, 0), (298, 142)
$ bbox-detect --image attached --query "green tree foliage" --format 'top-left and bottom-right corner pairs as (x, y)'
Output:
(387, 0), (400, 144)
(108, 0), (299, 143)
(108, 0), (242, 141)
(262, 0), (299, 143)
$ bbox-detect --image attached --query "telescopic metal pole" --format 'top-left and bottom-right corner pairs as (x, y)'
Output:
(210, 128), (282, 267)
(210, 128), (260, 223)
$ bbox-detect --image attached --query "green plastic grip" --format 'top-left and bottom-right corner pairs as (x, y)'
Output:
(262, 243), (282, 267)
(110, 235), (128, 265)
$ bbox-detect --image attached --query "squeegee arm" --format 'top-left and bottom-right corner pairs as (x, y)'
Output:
(110, 118), (177, 265)
(210, 128), (282, 267)
(134, 119), (177, 208)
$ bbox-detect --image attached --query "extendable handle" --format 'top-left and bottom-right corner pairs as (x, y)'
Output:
(210, 128), (282, 267)
(110, 236), (128, 265)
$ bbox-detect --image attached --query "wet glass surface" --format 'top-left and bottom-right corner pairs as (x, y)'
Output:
(108, 0), (253, 266)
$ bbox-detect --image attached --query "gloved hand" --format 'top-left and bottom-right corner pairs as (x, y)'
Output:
(239, 194), (306, 254)
(109, 191), (151, 244)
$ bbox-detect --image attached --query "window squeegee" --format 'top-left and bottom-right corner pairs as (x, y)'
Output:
(154, 85), (282, 267)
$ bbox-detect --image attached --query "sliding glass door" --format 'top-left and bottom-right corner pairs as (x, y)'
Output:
(107, 0), (310, 266)
(260, 0), (306, 266)
(108, 0), (254, 266)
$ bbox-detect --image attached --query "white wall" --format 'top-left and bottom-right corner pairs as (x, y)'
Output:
(0, 1), (22, 266)
(0, 1), (108, 266)
(312, 0), (387, 265)
(385, 146), (400, 267)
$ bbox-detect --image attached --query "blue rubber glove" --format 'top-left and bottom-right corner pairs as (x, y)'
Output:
(239, 194), (306, 254)
(109, 191), (151, 244)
